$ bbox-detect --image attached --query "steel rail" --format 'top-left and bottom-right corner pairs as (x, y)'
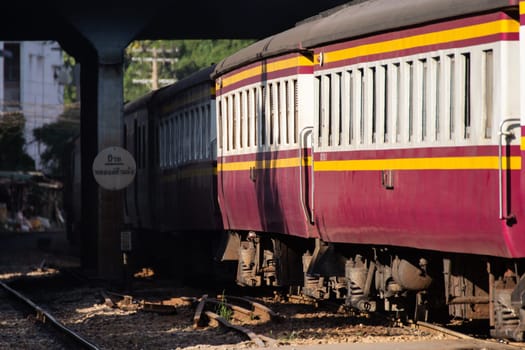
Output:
(0, 280), (100, 350)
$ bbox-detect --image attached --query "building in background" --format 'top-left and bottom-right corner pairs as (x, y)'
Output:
(0, 41), (66, 170)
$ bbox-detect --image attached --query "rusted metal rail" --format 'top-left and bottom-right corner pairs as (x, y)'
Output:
(0, 280), (100, 350)
(192, 293), (280, 347)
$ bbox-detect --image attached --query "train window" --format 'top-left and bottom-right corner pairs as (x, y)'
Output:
(238, 92), (243, 149)
(420, 59), (428, 142)
(195, 109), (200, 160)
(226, 96), (231, 151)
(382, 65), (388, 143)
(231, 94), (235, 149)
(332, 73), (342, 146)
(247, 89), (253, 147)
(293, 79), (298, 144)
(143, 124), (147, 169)
(371, 67), (377, 144)
(407, 61), (414, 142)
(254, 87), (259, 146)
(194, 109), (198, 160)
(284, 81), (289, 144)
(394, 63), (401, 143)
(186, 111), (190, 161)
(167, 119), (171, 167)
(159, 121), (164, 168)
(321, 75), (331, 147)
(269, 83), (275, 145)
(448, 54), (455, 140)
(483, 50), (493, 139)
(347, 70), (354, 145)
(134, 119), (138, 166)
(218, 100), (223, 150)
(315, 76), (321, 146)
(358, 68), (364, 144)
(260, 86), (266, 146)
(433, 57), (441, 141)
(201, 106), (206, 159)
(463, 53), (471, 139)
(280, 81), (286, 145)
(194, 108), (198, 160)
(207, 104), (211, 158)
(280, 81), (287, 145)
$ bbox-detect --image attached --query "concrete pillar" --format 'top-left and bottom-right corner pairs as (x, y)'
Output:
(67, 9), (153, 280)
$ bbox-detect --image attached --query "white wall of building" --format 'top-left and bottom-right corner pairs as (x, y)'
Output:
(21, 42), (65, 170)
(0, 41), (65, 170)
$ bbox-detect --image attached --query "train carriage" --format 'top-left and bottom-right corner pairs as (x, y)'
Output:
(213, 0), (525, 341)
(124, 90), (156, 229)
(123, 66), (224, 280)
(152, 66), (221, 233)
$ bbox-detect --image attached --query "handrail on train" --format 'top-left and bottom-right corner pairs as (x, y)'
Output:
(498, 117), (520, 220)
(299, 127), (314, 224)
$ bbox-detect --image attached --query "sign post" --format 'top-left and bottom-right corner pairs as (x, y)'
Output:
(92, 146), (136, 190)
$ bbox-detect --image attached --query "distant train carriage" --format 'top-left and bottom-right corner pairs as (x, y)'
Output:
(123, 90), (156, 230)
(123, 66), (224, 280)
(212, 0), (525, 341)
(152, 66), (221, 233)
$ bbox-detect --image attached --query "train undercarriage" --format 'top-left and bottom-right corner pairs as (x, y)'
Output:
(217, 231), (525, 342)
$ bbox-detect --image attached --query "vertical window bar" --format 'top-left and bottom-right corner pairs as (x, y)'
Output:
(293, 79), (298, 144)
(327, 74), (333, 146)
(218, 100), (222, 150)
(449, 54), (455, 139)
(239, 91), (244, 148)
(463, 53), (471, 139)
(395, 63), (401, 142)
(226, 97), (230, 151)
(421, 59), (427, 141)
(434, 57), (441, 140)
(484, 50), (493, 139)
(383, 65), (388, 143)
(247, 90), (251, 147)
(269, 83), (274, 145)
(348, 70), (354, 144)
(371, 67), (376, 143)
(233, 94), (237, 149)
(338, 72), (342, 145)
(408, 61), (414, 142)
(261, 85), (266, 145)
(359, 68), (365, 144)
(316, 76), (322, 146)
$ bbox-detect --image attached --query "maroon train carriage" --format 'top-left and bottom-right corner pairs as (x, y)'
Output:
(212, 0), (525, 341)
(124, 89), (157, 230)
(123, 66), (224, 280)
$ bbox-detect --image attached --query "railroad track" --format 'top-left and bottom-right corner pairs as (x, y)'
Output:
(414, 320), (525, 350)
(0, 279), (100, 350)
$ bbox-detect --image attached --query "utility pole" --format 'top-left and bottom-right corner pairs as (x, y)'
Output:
(130, 47), (178, 89)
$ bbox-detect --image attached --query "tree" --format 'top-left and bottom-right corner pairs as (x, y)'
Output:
(0, 113), (35, 171)
(124, 39), (255, 102)
(32, 104), (80, 178)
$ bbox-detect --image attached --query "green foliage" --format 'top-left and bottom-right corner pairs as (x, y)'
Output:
(216, 291), (233, 321)
(124, 39), (255, 102)
(32, 104), (80, 177)
(62, 53), (79, 104)
(0, 113), (35, 171)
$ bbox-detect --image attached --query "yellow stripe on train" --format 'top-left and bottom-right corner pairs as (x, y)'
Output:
(219, 56), (313, 89)
(218, 156), (521, 172)
(324, 19), (518, 65)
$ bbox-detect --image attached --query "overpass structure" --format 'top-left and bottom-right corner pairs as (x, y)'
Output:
(0, 0), (350, 278)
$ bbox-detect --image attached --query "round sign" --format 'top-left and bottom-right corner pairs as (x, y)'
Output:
(92, 146), (136, 190)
